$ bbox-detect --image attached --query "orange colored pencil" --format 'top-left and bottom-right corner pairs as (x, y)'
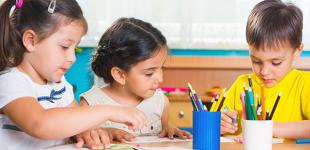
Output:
(261, 84), (266, 120)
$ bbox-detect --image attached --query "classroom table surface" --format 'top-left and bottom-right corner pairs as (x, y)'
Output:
(47, 139), (310, 150)
(137, 140), (310, 150)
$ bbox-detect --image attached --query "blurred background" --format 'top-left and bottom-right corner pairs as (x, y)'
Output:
(1, 0), (310, 103)
(77, 0), (310, 50)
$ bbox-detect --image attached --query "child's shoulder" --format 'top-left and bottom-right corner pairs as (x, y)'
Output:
(294, 69), (310, 82)
(81, 86), (103, 97)
(0, 68), (35, 107)
(80, 86), (110, 105)
(295, 69), (310, 76)
(0, 67), (31, 84)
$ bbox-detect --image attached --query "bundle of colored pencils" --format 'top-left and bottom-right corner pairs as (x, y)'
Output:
(241, 77), (281, 120)
(187, 83), (227, 112)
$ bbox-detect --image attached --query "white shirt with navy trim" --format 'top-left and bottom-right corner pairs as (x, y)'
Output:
(0, 68), (74, 149)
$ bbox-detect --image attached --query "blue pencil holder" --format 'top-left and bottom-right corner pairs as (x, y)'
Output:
(193, 111), (221, 150)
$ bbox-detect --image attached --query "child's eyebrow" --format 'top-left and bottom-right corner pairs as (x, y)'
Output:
(250, 55), (260, 60)
(143, 67), (158, 71)
(250, 55), (284, 61)
(60, 39), (80, 44)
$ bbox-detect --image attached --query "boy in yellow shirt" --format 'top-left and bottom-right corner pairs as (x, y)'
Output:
(221, 0), (310, 140)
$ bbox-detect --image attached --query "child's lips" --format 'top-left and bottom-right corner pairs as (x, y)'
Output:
(60, 68), (68, 73)
(263, 79), (274, 84)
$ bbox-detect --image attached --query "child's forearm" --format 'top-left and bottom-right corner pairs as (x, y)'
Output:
(3, 99), (117, 140)
(273, 120), (310, 139)
(29, 105), (117, 140)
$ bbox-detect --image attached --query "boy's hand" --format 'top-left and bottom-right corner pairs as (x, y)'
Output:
(234, 134), (243, 143)
(108, 107), (147, 131)
(221, 110), (238, 134)
(75, 128), (112, 149)
(158, 126), (192, 139)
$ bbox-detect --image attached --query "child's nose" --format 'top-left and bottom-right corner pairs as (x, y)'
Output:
(154, 71), (163, 85)
(260, 66), (270, 76)
(158, 74), (163, 83)
(157, 70), (163, 83)
(67, 48), (76, 63)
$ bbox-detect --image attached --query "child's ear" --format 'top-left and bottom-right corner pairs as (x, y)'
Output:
(294, 43), (304, 58)
(22, 29), (38, 52)
(110, 67), (126, 86)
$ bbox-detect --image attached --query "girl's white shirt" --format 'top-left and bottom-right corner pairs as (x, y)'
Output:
(81, 86), (165, 136)
(0, 67), (74, 149)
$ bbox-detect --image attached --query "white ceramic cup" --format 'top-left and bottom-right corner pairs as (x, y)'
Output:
(242, 119), (273, 150)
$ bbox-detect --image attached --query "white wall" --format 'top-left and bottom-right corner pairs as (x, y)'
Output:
(77, 0), (310, 50)
(1, 0), (307, 49)
(1, 1), (308, 49)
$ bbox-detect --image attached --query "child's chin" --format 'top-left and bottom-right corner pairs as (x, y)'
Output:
(264, 82), (276, 88)
(143, 91), (156, 99)
(49, 76), (62, 83)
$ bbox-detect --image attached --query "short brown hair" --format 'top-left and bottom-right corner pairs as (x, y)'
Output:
(246, 0), (303, 50)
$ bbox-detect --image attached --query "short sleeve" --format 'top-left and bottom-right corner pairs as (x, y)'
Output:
(0, 70), (34, 108)
(80, 86), (106, 106)
(300, 73), (310, 119)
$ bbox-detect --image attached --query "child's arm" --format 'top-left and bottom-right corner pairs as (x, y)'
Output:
(158, 96), (192, 139)
(2, 97), (147, 140)
(75, 98), (137, 149)
(273, 120), (310, 139)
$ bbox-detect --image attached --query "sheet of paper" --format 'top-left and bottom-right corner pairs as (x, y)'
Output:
(220, 136), (235, 142)
(140, 146), (191, 150)
(126, 136), (192, 143)
(220, 136), (284, 144)
(45, 144), (137, 150)
(45, 144), (87, 150)
(273, 138), (284, 144)
(127, 136), (235, 143)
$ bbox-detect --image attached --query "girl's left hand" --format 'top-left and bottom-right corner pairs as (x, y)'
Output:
(158, 126), (192, 139)
(75, 128), (112, 149)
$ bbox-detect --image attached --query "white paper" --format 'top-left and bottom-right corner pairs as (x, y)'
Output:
(45, 144), (87, 150)
(220, 136), (235, 142)
(140, 146), (191, 150)
(126, 136), (192, 143)
(272, 138), (284, 144)
(45, 144), (138, 150)
(220, 136), (284, 143)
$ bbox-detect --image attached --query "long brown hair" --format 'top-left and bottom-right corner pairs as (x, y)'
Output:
(0, 0), (88, 72)
(91, 17), (167, 84)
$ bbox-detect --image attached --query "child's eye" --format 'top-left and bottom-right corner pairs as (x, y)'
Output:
(252, 60), (261, 64)
(61, 45), (70, 50)
(272, 62), (282, 66)
(145, 73), (153, 77)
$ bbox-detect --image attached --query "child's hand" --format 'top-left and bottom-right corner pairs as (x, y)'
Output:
(106, 128), (136, 142)
(221, 110), (238, 134)
(109, 106), (147, 131)
(158, 126), (192, 139)
(75, 128), (112, 149)
(234, 134), (243, 143)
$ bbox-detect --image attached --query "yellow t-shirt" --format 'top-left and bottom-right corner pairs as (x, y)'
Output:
(223, 69), (310, 133)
